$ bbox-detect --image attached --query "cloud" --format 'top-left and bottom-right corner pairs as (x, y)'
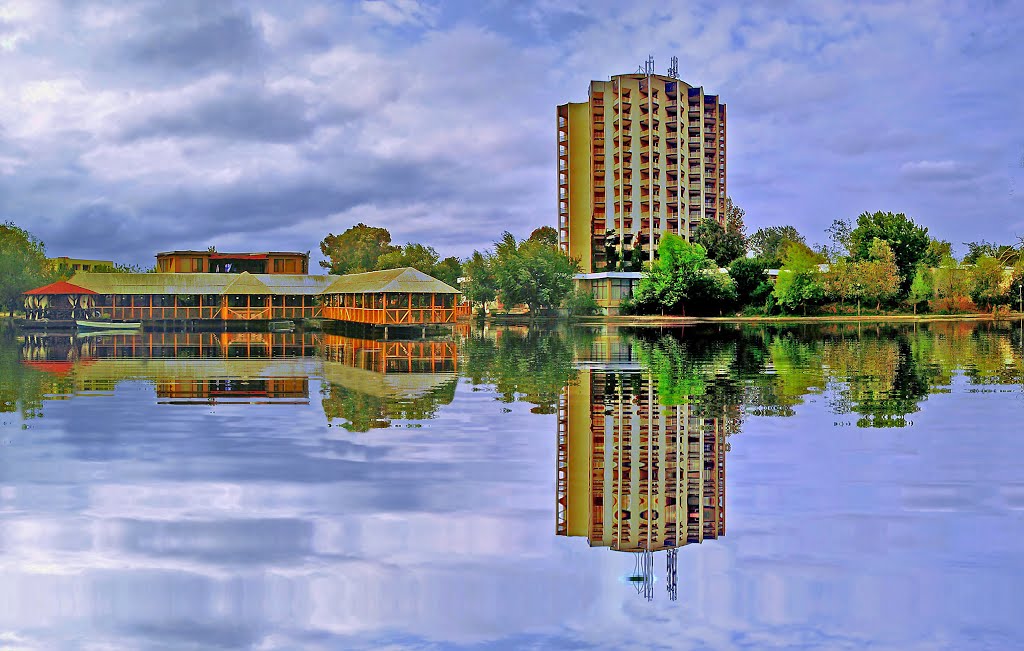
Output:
(0, 0), (1021, 266)
(899, 160), (971, 181)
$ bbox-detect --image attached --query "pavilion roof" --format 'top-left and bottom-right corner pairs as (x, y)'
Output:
(321, 268), (460, 295)
(23, 280), (98, 295)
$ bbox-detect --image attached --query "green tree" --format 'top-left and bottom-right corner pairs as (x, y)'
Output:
(923, 238), (953, 266)
(848, 211), (930, 295)
(0, 222), (53, 315)
(908, 266), (933, 314)
(822, 257), (856, 306)
(630, 234), (735, 315)
(528, 226), (559, 247)
(773, 243), (824, 314)
(492, 232), (578, 316)
(970, 254), (1008, 311)
(462, 250), (497, 311)
(728, 256), (772, 308)
(377, 242), (440, 274)
(826, 218), (853, 258)
(748, 225), (806, 265)
(319, 223), (398, 275)
(692, 218), (745, 266)
(433, 256), (463, 289)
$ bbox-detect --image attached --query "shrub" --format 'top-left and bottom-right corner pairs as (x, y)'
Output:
(931, 296), (977, 314)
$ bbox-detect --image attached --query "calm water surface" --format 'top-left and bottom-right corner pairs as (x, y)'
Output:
(1, 322), (1022, 650)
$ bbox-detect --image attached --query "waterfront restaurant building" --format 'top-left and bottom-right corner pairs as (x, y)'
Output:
(558, 64), (727, 314)
(156, 250), (309, 274)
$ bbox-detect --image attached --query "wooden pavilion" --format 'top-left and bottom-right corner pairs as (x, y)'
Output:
(21, 268), (469, 328)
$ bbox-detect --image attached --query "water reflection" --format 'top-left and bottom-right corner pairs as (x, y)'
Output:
(0, 321), (1022, 647)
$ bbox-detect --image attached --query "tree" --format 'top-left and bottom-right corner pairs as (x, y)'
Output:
(433, 256), (463, 289)
(692, 218), (745, 266)
(826, 218), (853, 258)
(923, 239), (953, 267)
(859, 238), (900, 311)
(773, 243), (824, 314)
(728, 256), (772, 308)
(748, 225), (806, 265)
(462, 250), (496, 311)
(848, 211), (930, 295)
(528, 226), (559, 247)
(0, 222), (53, 315)
(970, 254), (1008, 311)
(630, 234), (735, 315)
(492, 232), (578, 316)
(822, 257), (856, 306)
(908, 266), (933, 315)
(319, 223), (397, 275)
(377, 242), (440, 274)
(932, 256), (974, 313)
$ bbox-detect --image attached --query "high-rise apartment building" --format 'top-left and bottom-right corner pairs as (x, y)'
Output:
(557, 64), (727, 287)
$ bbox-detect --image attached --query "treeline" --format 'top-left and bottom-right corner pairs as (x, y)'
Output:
(320, 224), (581, 317)
(0, 221), (150, 316)
(628, 207), (1024, 316)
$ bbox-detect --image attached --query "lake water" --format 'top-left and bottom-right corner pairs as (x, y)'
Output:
(1, 321), (1022, 650)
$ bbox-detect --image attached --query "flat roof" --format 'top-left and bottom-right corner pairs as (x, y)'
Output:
(156, 250), (307, 257)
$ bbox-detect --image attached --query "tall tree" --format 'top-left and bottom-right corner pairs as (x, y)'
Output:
(858, 238), (901, 310)
(630, 234), (735, 315)
(528, 226), (559, 247)
(692, 218), (745, 266)
(492, 232), (578, 316)
(462, 250), (496, 310)
(908, 266), (933, 315)
(748, 225), (806, 265)
(377, 243), (440, 274)
(319, 223), (397, 275)
(848, 211), (929, 295)
(0, 222), (53, 315)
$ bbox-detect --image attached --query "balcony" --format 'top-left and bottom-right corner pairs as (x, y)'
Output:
(688, 105), (700, 114)
(666, 118), (678, 130)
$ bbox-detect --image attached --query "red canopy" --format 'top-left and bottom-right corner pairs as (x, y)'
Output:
(24, 280), (98, 295)
(210, 253), (267, 260)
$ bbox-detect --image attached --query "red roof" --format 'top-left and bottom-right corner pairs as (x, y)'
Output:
(24, 280), (98, 295)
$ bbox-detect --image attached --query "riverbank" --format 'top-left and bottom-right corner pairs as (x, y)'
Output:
(573, 312), (1024, 326)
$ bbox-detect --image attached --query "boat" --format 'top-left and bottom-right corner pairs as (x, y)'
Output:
(76, 320), (142, 331)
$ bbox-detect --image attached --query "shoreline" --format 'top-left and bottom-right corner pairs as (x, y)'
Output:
(483, 312), (1024, 326)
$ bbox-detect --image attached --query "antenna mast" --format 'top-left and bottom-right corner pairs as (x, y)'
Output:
(668, 56), (679, 79)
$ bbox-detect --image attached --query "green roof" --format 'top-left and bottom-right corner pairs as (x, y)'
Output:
(70, 272), (339, 295)
(322, 267), (460, 294)
(67, 268), (460, 296)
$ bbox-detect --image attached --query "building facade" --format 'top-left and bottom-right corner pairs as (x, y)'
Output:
(156, 250), (309, 274)
(557, 68), (727, 282)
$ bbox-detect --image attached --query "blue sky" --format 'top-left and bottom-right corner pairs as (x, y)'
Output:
(1, 0), (1022, 267)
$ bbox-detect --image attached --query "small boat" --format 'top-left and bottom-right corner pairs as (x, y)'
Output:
(76, 320), (142, 331)
(268, 320), (295, 333)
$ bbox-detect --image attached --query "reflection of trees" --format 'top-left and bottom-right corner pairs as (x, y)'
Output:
(1, 333), (75, 418)
(627, 322), (1024, 429)
(461, 327), (586, 414)
(319, 378), (458, 432)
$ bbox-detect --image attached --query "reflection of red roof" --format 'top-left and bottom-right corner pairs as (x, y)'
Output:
(24, 280), (98, 295)
(21, 358), (95, 374)
(22, 360), (75, 373)
(210, 253), (268, 260)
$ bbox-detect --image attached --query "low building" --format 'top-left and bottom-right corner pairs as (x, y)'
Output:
(573, 271), (642, 315)
(156, 250), (309, 274)
(49, 257), (115, 273)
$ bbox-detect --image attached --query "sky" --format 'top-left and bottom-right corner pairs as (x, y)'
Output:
(1, 0), (1022, 268)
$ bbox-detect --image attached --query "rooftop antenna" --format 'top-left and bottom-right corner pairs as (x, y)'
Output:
(637, 55), (655, 76)
(668, 56), (679, 79)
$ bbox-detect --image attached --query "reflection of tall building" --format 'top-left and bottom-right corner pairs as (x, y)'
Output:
(558, 370), (726, 552)
(557, 353), (730, 600)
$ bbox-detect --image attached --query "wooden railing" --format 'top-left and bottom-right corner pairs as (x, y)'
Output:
(320, 306), (461, 325)
(95, 306), (323, 321)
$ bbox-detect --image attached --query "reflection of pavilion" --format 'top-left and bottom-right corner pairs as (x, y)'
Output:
(19, 332), (460, 411)
(557, 342), (729, 601)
